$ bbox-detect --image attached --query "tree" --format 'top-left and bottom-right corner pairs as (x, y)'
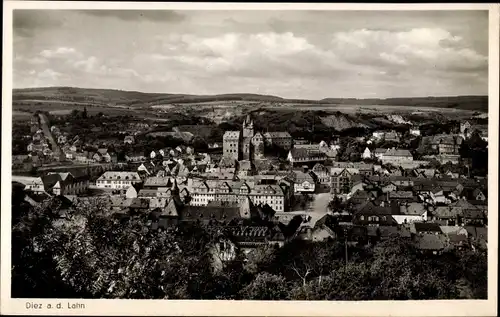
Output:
(239, 272), (289, 300)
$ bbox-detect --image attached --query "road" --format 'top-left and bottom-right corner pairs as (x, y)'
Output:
(39, 113), (62, 156)
(288, 192), (332, 228)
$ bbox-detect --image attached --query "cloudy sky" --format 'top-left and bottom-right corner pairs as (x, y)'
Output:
(13, 9), (488, 99)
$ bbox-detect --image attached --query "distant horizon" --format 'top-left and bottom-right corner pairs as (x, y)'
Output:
(12, 85), (489, 101)
(13, 10), (488, 99)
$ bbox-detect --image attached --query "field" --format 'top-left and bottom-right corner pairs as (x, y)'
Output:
(11, 87), (487, 125)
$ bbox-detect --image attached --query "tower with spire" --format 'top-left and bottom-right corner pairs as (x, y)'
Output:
(241, 114), (255, 160)
(242, 114), (254, 139)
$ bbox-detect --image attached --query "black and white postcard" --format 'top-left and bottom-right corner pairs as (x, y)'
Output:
(1, 2), (498, 316)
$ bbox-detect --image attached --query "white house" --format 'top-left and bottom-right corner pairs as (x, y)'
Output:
(410, 127), (421, 136)
(293, 171), (316, 193)
(392, 202), (427, 224)
(362, 147), (372, 160)
(96, 171), (142, 189)
(372, 131), (386, 140)
(12, 176), (45, 193)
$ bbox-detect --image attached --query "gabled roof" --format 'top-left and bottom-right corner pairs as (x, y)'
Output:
(399, 202), (425, 216)
(98, 171), (141, 181)
(355, 202), (393, 215)
(412, 222), (442, 233)
(129, 198), (150, 209)
(415, 233), (447, 250)
(383, 148), (412, 158)
(223, 131), (240, 139)
(181, 203), (242, 223)
(263, 131), (291, 139)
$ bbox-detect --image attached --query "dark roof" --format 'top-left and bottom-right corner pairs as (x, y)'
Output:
(413, 222), (442, 233)
(415, 234), (446, 250)
(355, 202), (393, 215)
(129, 198), (150, 209)
(464, 226), (487, 241)
(180, 203), (242, 223)
(226, 226), (269, 243)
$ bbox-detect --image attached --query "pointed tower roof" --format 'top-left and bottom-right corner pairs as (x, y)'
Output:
(244, 113), (253, 125)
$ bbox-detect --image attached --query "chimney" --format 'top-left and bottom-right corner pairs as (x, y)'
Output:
(302, 165), (309, 173)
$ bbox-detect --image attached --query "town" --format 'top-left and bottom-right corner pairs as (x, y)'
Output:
(12, 105), (488, 299)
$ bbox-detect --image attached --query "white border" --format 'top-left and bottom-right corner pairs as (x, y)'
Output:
(2, 2), (498, 316)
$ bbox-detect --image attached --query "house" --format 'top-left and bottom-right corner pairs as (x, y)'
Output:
(373, 148), (388, 159)
(12, 176), (46, 193)
(137, 188), (159, 198)
(124, 135), (135, 144)
(379, 148), (413, 166)
(415, 233), (447, 255)
(384, 131), (400, 143)
(125, 185), (140, 198)
(92, 152), (102, 162)
(362, 147), (372, 160)
(353, 202), (397, 226)
(41, 172), (89, 196)
(237, 160), (255, 178)
(125, 153), (146, 163)
(462, 188), (486, 201)
(287, 148), (327, 165)
(137, 162), (157, 176)
(429, 134), (462, 155)
(293, 170), (316, 193)
(465, 226), (487, 251)
(372, 131), (386, 140)
(188, 178), (290, 213)
(409, 127), (421, 137)
(129, 198), (150, 213)
(311, 163), (330, 184)
(96, 148), (111, 162)
(264, 132), (293, 150)
(180, 201), (243, 225)
(381, 182), (397, 193)
(414, 168), (437, 178)
(392, 202), (427, 224)
(96, 171), (142, 190)
(144, 176), (174, 189)
(310, 225), (336, 242)
(348, 177), (365, 196)
(410, 222), (442, 235)
(330, 168), (360, 194)
(388, 191), (416, 203)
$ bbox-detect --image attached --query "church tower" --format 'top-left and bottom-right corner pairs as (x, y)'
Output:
(242, 114), (254, 139)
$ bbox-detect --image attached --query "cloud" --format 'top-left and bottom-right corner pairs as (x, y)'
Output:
(40, 47), (79, 59)
(13, 10), (67, 37)
(12, 10), (488, 98)
(37, 68), (62, 80)
(80, 10), (185, 23)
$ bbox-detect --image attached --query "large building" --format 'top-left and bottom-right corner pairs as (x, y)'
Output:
(96, 171), (142, 189)
(222, 114), (291, 161)
(379, 148), (414, 166)
(331, 168), (360, 194)
(188, 178), (292, 212)
(263, 132), (293, 150)
(429, 134), (462, 155)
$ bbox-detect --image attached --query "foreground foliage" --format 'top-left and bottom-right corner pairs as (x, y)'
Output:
(12, 197), (487, 300)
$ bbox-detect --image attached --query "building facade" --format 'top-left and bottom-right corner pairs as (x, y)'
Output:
(96, 171), (142, 189)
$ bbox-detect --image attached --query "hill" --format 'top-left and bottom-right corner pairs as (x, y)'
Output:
(12, 87), (488, 112)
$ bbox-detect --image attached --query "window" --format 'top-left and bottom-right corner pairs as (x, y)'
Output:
(360, 215), (364, 220)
